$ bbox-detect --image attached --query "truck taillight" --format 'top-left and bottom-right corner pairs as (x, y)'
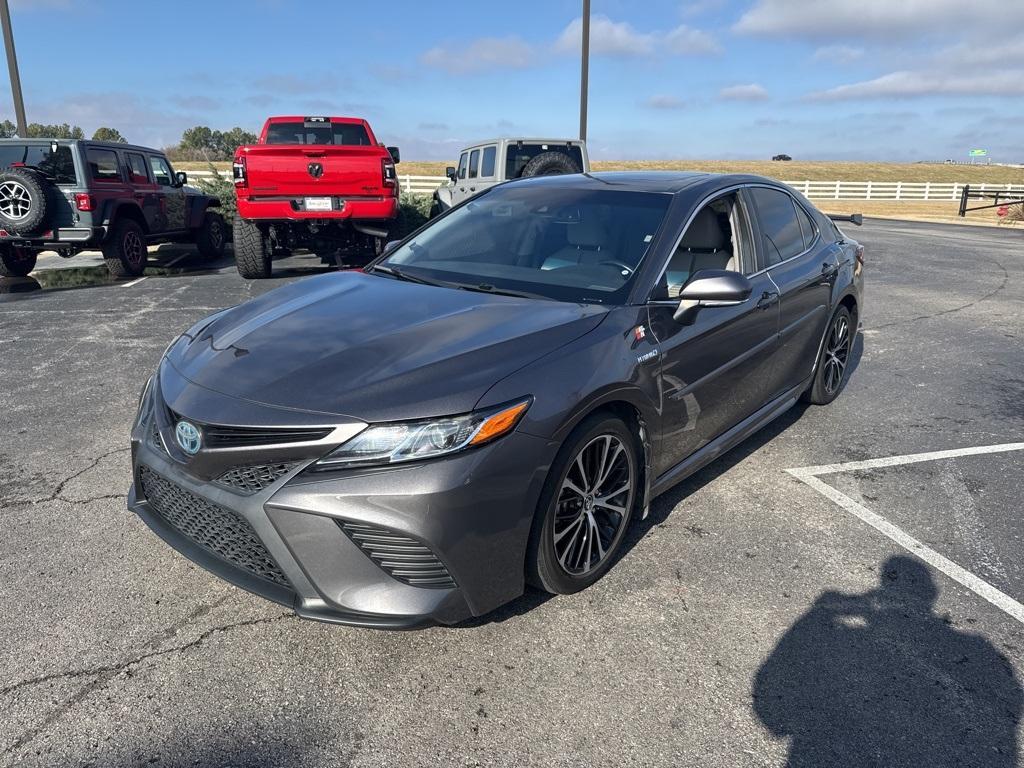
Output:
(74, 193), (94, 211)
(233, 156), (247, 188)
(382, 158), (396, 190)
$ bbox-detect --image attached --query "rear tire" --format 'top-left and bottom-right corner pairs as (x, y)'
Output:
(102, 218), (147, 278)
(802, 306), (853, 405)
(527, 414), (639, 595)
(233, 217), (272, 279)
(0, 244), (37, 277)
(0, 168), (48, 235)
(520, 152), (581, 179)
(196, 211), (227, 260)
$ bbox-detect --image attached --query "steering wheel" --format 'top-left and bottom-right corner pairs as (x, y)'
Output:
(598, 260), (635, 276)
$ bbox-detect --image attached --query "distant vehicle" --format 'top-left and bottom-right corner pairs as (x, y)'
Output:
(0, 139), (225, 278)
(231, 116), (400, 279)
(431, 138), (589, 216)
(129, 171), (864, 628)
(772, 154), (792, 162)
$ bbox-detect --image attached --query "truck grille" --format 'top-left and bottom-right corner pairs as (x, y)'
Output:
(139, 466), (290, 587)
(338, 521), (456, 589)
(215, 463), (296, 495)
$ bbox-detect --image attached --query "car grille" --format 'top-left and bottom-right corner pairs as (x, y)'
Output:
(338, 520), (456, 589)
(149, 421), (167, 455)
(138, 466), (291, 587)
(215, 463), (296, 495)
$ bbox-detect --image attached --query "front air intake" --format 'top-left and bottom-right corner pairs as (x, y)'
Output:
(337, 520), (456, 589)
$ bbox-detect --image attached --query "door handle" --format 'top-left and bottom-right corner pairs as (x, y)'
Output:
(756, 290), (779, 310)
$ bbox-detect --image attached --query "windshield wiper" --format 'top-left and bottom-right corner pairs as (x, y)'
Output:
(451, 282), (549, 300)
(369, 264), (444, 286)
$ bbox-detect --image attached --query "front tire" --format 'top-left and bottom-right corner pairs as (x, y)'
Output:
(196, 211), (227, 260)
(102, 219), (147, 278)
(802, 306), (853, 405)
(527, 414), (639, 594)
(0, 244), (37, 277)
(233, 217), (272, 279)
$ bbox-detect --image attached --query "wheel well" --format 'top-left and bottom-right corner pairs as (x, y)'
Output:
(112, 204), (148, 234)
(581, 400), (648, 507)
(839, 293), (858, 325)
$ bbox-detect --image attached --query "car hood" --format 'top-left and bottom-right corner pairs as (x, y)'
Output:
(166, 270), (608, 422)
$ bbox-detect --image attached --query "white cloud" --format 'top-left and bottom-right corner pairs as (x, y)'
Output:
(664, 25), (722, 56)
(720, 83), (769, 101)
(809, 70), (1024, 100)
(812, 45), (864, 64)
(555, 16), (719, 58)
(556, 15), (655, 57)
(645, 95), (687, 110)
(421, 36), (534, 74)
(735, 0), (1024, 40)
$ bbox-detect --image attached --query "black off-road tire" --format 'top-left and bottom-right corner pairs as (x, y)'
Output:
(527, 414), (640, 595)
(233, 217), (272, 279)
(196, 211), (227, 260)
(102, 218), (147, 278)
(520, 151), (581, 178)
(0, 244), (37, 277)
(802, 305), (854, 405)
(0, 167), (48, 235)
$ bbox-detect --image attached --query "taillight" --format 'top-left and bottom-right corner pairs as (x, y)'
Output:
(74, 193), (94, 211)
(233, 156), (247, 188)
(382, 158), (396, 190)
(855, 245), (865, 265)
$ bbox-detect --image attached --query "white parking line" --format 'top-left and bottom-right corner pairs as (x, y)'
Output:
(121, 276), (148, 288)
(165, 252), (192, 268)
(787, 442), (1024, 626)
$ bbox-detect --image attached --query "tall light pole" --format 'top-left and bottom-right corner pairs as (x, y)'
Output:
(579, 0), (590, 142)
(0, 0), (26, 136)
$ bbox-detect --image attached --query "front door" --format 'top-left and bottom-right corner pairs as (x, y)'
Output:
(148, 155), (186, 232)
(450, 150), (472, 206)
(647, 192), (781, 476)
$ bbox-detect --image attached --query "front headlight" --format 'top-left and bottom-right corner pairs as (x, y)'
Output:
(313, 398), (532, 470)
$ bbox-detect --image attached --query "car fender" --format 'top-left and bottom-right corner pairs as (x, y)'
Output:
(102, 200), (148, 235)
(434, 186), (454, 211)
(186, 196), (222, 230)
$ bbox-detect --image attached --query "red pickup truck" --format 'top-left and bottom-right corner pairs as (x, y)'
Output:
(231, 116), (400, 278)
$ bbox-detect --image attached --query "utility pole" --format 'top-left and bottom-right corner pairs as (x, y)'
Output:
(0, 0), (26, 137)
(579, 0), (590, 142)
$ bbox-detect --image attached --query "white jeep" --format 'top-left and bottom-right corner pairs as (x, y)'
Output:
(431, 138), (589, 216)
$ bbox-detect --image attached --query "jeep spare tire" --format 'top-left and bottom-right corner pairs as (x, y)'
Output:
(0, 168), (48, 235)
(520, 152), (581, 178)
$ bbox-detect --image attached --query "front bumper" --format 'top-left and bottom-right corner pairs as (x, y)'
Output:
(128, 379), (556, 628)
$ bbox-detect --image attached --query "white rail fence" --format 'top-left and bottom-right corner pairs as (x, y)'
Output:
(184, 171), (1024, 202)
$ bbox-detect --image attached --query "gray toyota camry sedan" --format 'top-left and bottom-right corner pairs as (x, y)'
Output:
(129, 172), (863, 628)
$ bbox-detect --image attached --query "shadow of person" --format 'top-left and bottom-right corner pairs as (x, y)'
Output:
(753, 556), (1021, 767)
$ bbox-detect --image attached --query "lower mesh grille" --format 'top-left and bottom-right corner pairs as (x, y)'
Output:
(139, 466), (291, 587)
(338, 521), (456, 589)
(215, 463), (296, 495)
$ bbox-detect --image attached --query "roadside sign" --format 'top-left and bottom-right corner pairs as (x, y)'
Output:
(969, 149), (988, 157)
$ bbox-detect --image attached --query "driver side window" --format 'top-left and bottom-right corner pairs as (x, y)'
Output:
(659, 192), (755, 298)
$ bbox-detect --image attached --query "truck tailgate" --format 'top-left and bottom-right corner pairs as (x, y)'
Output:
(242, 145), (386, 198)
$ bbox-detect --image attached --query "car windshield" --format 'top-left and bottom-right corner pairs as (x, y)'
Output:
(380, 185), (671, 304)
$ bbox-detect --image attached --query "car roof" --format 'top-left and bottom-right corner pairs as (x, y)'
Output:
(503, 171), (778, 195)
(0, 137), (164, 154)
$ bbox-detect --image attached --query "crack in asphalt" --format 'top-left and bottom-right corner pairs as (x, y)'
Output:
(0, 611), (294, 761)
(866, 257), (1009, 332)
(10, 447), (131, 507)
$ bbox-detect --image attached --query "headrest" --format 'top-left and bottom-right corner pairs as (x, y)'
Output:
(567, 217), (607, 248)
(680, 207), (726, 252)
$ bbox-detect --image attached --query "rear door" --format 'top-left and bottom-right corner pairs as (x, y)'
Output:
(124, 151), (159, 232)
(748, 186), (837, 392)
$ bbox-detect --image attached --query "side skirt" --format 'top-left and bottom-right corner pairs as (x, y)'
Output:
(649, 381), (808, 500)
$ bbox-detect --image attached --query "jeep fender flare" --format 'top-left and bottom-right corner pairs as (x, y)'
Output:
(187, 196), (222, 230)
(434, 186), (454, 211)
(102, 201), (148, 238)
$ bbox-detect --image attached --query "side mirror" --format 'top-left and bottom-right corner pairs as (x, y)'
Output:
(382, 239), (401, 254)
(446, 166), (457, 182)
(672, 269), (752, 325)
(387, 146), (401, 164)
(175, 170), (188, 186)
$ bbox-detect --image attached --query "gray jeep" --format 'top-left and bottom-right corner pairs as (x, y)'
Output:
(430, 138), (589, 216)
(0, 139), (226, 278)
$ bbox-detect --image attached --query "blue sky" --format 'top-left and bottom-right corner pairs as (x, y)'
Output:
(5, 0), (1024, 161)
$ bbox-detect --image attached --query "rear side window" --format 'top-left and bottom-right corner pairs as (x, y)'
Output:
(264, 121), (371, 146)
(87, 148), (121, 183)
(126, 152), (149, 184)
(468, 149), (480, 179)
(480, 146), (496, 177)
(750, 187), (804, 267)
(457, 152), (468, 180)
(0, 144), (76, 184)
(794, 203), (818, 250)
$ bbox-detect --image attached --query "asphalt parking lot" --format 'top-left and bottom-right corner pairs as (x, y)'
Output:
(1, 218), (1022, 767)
